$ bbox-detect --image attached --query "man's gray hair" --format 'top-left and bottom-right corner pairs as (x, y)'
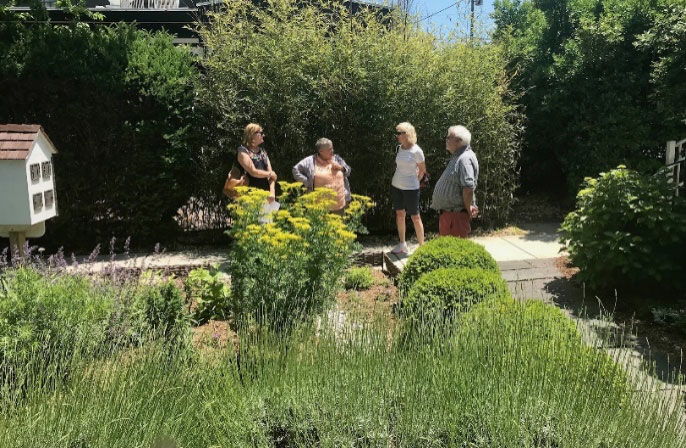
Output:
(315, 137), (333, 153)
(448, 125), (471, 146)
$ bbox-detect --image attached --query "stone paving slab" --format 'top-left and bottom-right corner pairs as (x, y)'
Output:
(497, 260), (535, 271)
(501, 234), (566, 259)
(501, 265), (562, 283)
(471, 237), (534, 261)
(383, 222), (566, 275)
(67, 250), (229, 274)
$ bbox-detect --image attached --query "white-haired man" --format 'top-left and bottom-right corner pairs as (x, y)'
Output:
(430, 125), (479, 238)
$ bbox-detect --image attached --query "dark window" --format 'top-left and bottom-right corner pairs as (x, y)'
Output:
(45, 190), (54, 208)
(33, 193), (43, 213)
(30, 164), (40, 182)
(42, 161), (52, 179)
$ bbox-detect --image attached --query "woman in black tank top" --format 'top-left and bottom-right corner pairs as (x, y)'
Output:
(236, 123), (277, 202)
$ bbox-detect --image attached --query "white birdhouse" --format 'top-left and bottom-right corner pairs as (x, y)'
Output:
(0, 124), (58, 253)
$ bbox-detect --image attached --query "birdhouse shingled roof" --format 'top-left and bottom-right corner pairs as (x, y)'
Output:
(0, 124), (57, 160)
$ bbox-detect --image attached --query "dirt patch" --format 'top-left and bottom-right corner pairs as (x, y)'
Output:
(554, 256), (580, 279)
(511, 192), (571, 224)
(337, 269), (397, 322)
(192, 320), (237, 352)
(470, 226), (528, 238)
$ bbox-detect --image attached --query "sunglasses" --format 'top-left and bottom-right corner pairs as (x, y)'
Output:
(395, 131), (406, 136)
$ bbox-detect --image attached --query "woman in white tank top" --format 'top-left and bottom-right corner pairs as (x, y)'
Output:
(390, 122), (426, 255)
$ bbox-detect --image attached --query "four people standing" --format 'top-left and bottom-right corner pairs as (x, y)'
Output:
(231, 121), (479, 245)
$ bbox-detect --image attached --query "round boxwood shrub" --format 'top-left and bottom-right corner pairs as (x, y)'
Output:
(459, 297), (580, 343)
(401, 268), (510, 323)
(397, 237), (499, 294)
(456, 298), (629, 404)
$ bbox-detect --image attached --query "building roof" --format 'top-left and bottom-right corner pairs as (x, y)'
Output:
(0, 125), (57, 160)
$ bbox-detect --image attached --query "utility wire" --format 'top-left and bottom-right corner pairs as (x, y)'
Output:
(416, 1), (459, 24)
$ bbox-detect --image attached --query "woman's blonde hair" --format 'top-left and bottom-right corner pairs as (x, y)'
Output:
(396, 122), (417, 146)
(242, 123), (262, 147)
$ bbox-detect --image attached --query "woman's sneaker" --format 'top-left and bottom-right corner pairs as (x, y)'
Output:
(390, 241), (408, 255)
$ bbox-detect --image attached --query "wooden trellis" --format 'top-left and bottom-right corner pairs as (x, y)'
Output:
(665, 139), (686, 197)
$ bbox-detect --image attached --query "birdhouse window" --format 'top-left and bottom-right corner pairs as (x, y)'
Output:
(42, 161), (52, 179)
(45, 190), (54, 209)
(30, 164), (40, 182)
(33, 193), (43, 212)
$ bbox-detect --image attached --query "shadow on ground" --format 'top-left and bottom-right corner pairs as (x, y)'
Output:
(517, 222), (562, 243)
(540, 277), (683, 384)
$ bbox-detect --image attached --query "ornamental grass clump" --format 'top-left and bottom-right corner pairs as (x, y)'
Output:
(401, 268), (510, 326)
(398, 237), (499, 294)
(3, 299), (682, 446)
(0, 267), (113, 370)
(227, 184), (373, 330)
(343, 266), (374, 291)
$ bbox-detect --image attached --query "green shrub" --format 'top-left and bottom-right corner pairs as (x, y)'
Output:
(493, 0), (686, 194)
(398, 237), (499, 293)
(199, 0), (521, 231)
(560, 166), (686, 291)
(0, 267), (113, 372)
(401, 268), (510, 323)
(134, 275), (189, 342)
(343, 266), (374, 291)
(456, 298), (631, 415)
(0, 12), (199, 250)
(459, 297), (581, 346)
(185, 266), (231, 325)
(227, 186), (372, 331)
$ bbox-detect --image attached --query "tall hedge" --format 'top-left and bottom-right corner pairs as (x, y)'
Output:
(0, 7), (199, 250)
(198, 0), (521, 231)
(493, 0), (686, 194)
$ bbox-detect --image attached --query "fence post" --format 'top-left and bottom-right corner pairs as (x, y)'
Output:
(666, 141), (676, 164)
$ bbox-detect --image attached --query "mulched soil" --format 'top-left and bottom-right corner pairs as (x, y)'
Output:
(192, 269), (400, 353)
(336, 269), (398, 322)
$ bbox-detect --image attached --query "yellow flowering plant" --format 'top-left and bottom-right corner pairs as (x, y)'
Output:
(227, 184), (373, 331)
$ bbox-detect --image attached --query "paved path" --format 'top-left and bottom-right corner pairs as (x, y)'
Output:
(384, 222), (566, 288)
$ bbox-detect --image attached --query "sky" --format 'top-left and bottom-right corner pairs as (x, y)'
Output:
(415, 0), (495, 30)
(381, 0), (497, 37)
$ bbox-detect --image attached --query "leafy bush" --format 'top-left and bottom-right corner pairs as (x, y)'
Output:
(493, 0), (686, 194)
(652, 306), (686, 332)
(401, 268), (510, 323)
(185, 266), (231, 325)
(199, 0), (521, 231)
(134, 275), (189, 342)
(398, 237), (499, 293)
(227, 184), (372, 330)
(343, 266), (374, 291)
(560, 166), (686, 290)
